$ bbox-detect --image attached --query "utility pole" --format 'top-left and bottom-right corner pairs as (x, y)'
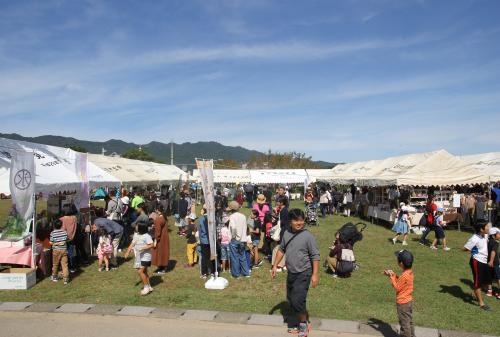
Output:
(170, 139), (174, 165)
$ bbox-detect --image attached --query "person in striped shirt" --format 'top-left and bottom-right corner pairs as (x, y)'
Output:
(50, 219), (69, 284)
(384, 250), (415, 337)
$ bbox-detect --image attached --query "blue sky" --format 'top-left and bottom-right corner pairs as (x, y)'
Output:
(1, 0), (499, 162)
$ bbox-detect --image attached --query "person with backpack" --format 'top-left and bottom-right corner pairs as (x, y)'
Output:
(419, 195), (437, 245)
(326, 233), (355, 278)
(271, 208), (320, 337)
(106, 190), (123, 222)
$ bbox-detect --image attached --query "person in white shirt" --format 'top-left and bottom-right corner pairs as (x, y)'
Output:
(463, 222), (492, 311)
(227, 201), (250, 278)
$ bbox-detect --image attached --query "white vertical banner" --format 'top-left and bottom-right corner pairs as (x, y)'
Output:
(196, 159), (217, 257)
(9, 151), (36, 223)
(74, 152), (89, 209)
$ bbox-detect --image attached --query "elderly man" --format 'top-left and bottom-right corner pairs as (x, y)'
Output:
(227, 201), (250, 278)
(92, 218), (123, 268)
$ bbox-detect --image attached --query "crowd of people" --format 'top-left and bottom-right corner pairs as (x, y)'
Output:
(31, 182), (500, 337)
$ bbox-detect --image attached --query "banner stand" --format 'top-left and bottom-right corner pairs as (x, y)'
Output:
(196, 158), (228, 290)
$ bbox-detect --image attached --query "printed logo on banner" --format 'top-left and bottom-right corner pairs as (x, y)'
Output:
(14, 169), (32, 190)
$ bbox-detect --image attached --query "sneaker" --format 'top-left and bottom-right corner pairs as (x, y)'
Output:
(200, 274), (207, 279)
(63, 279), (69, 285)
(402, 241), (408, 246)
(69, 269), (76, 274)
(148, 285), (154, 292)
(256, 260), (264, 267)
(298, 322), (309, 337)
(105, 267), (110, 271)
(443, 247), (451, 251)
(486, 289), (493, 297)
(140, 287), (151, 296)
(156, 269), (166, 275)
(98, 268), (102, 272)
(430, 246), (438, 250)
(287, 327), (299, 334)
(51, 275), (58, 282)
(418, 241), (426, 246)
(480, 304), (491, 311)
(392, 238), (397, 245)
(332, 273), (338, 278)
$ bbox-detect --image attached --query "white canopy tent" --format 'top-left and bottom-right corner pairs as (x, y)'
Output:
(304, 169), (337, 182)
(0, 138), (90, 194)
(250, 169), (308, 184)
(459, 152), (500, 182)
(192, 169), (251, 184)
(395, 150), (488, 186)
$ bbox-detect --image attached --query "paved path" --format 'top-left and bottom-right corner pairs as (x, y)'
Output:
(0, 312), (372, 337)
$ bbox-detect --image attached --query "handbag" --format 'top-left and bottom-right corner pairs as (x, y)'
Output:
(270, 215), (281, 242)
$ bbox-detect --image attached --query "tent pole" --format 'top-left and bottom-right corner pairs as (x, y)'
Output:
(31, 192), (36, 269)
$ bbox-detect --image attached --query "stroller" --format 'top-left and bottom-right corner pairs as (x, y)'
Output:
(326, 222), (367, 277)
(305, 202), (319, 226)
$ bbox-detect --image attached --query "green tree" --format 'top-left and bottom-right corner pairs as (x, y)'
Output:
(122, 148), (164, 163)
(247, 151), (320, 169)
(214, 158), (241, 169)
(69, 145), (88, 153)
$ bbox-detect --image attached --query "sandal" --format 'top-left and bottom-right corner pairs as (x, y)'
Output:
(287, 327), (298, 334)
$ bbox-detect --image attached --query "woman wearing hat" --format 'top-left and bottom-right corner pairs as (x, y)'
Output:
(253, 194), (270, 224)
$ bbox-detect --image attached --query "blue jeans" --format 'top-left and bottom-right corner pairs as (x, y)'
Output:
(229, 240), (250, 278)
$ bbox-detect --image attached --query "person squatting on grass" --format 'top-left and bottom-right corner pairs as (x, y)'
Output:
(486, 227), (500, 299)
(384, 250), (415, 337)
(272, 208), (320, 337)
(125, 223), (154, 296)
(463, 222), (492, 311)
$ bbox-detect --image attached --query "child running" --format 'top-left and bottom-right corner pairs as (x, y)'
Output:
(125, 223), (154, 296)
(272, 208), (320, 337)
(383, 250), (415, 337)
(392, 203), (410, 246)
(430, 208), (450, 251)
(97, 228), (113, 272)
(486, 227), (500, 299)
(463, 222), (491, 310)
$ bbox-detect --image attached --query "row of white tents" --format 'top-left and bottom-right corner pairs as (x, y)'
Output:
(193, 149), (500, 186)
(0, 137), (189, 195)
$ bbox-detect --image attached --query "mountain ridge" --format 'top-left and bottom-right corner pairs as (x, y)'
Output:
(0, 133), (335, 168)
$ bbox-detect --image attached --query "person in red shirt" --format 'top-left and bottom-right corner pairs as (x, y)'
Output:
(419, 195), (437, 246)
(384, 250), (415, 337)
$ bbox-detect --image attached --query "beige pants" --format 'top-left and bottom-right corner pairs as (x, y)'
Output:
(326, 255), (338, 273)
(111, 233), (122, 266)
(52, 250), (69, 279)
(271, 244), (286, 268)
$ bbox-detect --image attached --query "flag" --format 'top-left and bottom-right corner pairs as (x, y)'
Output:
(74, 152), (89, 209)
(9, 151), (35, 221)
(196, 159), (217, 257)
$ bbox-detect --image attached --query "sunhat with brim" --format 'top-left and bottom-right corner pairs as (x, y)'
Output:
(121, 196), (130, 205)
(257, 194), (266, 204)
(226, 201), (240, 212)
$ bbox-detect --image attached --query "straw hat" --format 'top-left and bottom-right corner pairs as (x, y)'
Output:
(256, 194), (266, 204)
(226, 200), (240, 212)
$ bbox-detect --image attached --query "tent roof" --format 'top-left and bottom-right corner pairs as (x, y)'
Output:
(0, 137), (81, 194)
(459, 152), (500, 182)
(250, 169), (308, 184)
(305, 169), (337, 182)
(192, 169), (251, 184)
(396, 150), (488, 186)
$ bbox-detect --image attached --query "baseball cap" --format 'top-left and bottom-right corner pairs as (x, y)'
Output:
(188, 213), (197, 220)
(489, 227), (500, 236)
(395, 249), (414, 268)
(437, 207), (444, 212)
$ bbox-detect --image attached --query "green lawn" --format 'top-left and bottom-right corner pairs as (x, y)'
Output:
(0, 199), (498, 335)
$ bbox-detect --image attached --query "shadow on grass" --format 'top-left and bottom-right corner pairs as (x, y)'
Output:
(269, 301), (295, 328)
(366, 318), (399, 337)
(165, 260), (177, 273)
(439, 284), (475, 304)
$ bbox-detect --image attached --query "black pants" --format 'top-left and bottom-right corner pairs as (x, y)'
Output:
(200, 244), (214, 276)
(287, 270), (312, 315)
(320, 203), (328, 217)
(420, 226), (433, 242)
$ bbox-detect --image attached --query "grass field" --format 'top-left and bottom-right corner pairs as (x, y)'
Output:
(0, 199), (498, 335)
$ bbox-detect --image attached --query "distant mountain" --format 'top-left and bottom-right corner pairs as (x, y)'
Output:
(0, 133), (336, 168)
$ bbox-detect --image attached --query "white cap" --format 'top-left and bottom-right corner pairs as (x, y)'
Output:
(489, 227), (500, 236)
(121, 196), (129, 205)
(188, 213), (197, 220)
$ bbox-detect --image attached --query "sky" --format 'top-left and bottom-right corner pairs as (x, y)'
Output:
(1, 0), (499, 163)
